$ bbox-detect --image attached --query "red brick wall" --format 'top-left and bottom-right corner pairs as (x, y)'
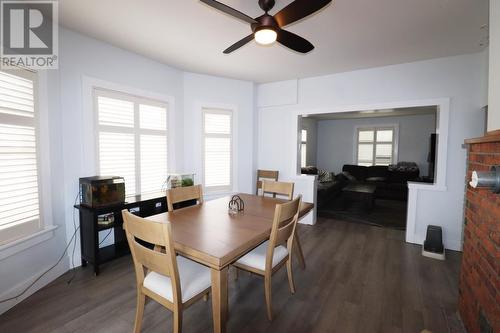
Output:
(459, 138), (500, 333)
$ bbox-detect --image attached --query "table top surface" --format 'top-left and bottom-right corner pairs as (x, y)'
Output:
(147, 193), (313, 270)
(342, 183), (376, 194)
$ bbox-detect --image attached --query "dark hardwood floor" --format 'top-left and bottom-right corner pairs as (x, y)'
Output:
(0, 217), (463, 333)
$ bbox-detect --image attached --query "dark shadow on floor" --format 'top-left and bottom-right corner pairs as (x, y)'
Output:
(318, 199), (408, 230)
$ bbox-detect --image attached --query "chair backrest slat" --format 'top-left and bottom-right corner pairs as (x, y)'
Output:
(122, 210), (180, 298)
(166, 185), (203, 211)
(256, 169), (279, 195)
(261, 180), (294, 200)
(266, 195), (302, 268)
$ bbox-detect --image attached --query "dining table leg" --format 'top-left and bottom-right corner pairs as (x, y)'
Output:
(211, 266), (228, 333)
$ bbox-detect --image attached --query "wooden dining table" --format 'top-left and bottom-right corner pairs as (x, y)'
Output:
(147, 193), (314, 333)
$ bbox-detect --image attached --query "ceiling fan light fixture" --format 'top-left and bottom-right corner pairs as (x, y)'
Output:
(254, 28), (277, 45)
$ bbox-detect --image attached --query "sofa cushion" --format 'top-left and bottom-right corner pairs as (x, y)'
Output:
(318, 169), (334, 182)
(367, 165), (390, 179)
(342, 165), (367, 181)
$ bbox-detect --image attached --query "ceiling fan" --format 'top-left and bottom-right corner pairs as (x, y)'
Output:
(200, 0), (332, 54)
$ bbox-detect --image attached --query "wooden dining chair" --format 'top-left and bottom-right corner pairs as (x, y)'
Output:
(256, 169), (279, 196)
(122, 210), (211, 333)
(233, 195), (302, 321)
(260, 180), (306, 271)
(261, 180), (294, 200)
(166, 184), (203, 212)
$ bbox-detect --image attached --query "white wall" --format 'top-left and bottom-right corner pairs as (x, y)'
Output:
(257, 52), (488, 250)
(182, 72), (256, 196)
(316, 113), (436, 175)
(301, 117), (318, 166)
(0, 28), (256, 314)
(489, 0), (500, 131)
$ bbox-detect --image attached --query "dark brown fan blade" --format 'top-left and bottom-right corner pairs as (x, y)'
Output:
(277, 29), (314, 53)
(200, 0), (257, 24)
(223, 34), (254, 54)
(274, 0), (332, 28)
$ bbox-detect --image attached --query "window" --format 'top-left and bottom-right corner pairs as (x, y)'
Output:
(95, 89), (168, 196)
(357, 127), (395, 166)
(0, 68), (42, 244)
(301, 129), (307, 168)
(203, 109), (232, 192)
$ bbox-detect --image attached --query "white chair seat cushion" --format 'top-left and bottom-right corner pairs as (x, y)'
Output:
(143, 256), (211, 303)
(236, 240), (288, 271)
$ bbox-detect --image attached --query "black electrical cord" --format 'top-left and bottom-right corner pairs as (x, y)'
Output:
(0, 213), (80, 303)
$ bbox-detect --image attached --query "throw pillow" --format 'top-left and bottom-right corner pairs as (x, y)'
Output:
(317, 169), (333, 182)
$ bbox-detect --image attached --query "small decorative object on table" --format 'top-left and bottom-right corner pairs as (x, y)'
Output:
(163, 173), (196, 191)
(228, 195), (244, 214)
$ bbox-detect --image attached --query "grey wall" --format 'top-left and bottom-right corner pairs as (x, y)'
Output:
(316, 113), (436, 175)
(301, 117), (318, 166)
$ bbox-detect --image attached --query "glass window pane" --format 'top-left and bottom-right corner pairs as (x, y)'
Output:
(140, 134), (167, 193)
(204, 112), (231, 135)
(140, 104), (167, 130)
(376, 144), (393, 158)
(358, 130), (374, 142)
(377, 129), (393, 142)
(301, 129), (307, 142)
(99, 132), (136, 196)
(301, 143), (307, 167)
(98, 96), (134, 128)
(204, 137), (231, 187)
(358, 143), (373, 162)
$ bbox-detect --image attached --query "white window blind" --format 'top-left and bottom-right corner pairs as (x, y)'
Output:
(203, 109), (232, 192)
(0, 69), (41, 244)
(95, 89), (168, 196)
(357, 127), (395, 166)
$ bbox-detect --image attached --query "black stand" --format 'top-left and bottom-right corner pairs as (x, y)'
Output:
(74, 193), (167, 275)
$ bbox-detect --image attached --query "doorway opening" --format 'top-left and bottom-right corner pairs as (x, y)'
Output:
(298, 106), (438, 230)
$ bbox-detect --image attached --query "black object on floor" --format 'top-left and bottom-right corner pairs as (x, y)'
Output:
(319, 198), (407, 230)
(423, 225), (444, 253)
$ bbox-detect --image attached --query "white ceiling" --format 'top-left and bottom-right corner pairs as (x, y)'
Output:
(306, 106), (437, 120)
(58, 0), (489, 83)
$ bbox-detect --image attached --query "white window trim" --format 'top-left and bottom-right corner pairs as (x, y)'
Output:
(93, 87), (169, 196)
(0, 69), (56, 257)
(353, 124), (399, 166)
(81, 76), (176, 178)
(196, 102), (238, 196)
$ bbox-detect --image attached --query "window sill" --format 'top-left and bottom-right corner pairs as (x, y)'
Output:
(0, 225), (58, 261)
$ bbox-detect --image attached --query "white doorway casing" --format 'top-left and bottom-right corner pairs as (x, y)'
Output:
(292, 98), (449, 246)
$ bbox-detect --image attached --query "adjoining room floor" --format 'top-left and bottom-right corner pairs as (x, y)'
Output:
(0, 218), (462, 333)
(319, 199), (408, 230)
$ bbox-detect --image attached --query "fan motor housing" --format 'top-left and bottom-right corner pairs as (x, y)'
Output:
(259, 0), (275, 12)
(252, 14), (279, 32)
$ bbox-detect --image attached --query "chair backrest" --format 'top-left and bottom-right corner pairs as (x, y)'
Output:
(122, 210), (181, 303)
(266, 195), (302, 270)
(261, 180), (294, 200)
(166, 185), (203, 211)
(256, 169), (279, 195)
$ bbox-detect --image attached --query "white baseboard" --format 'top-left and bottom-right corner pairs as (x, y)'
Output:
(0, 261), (69, 315)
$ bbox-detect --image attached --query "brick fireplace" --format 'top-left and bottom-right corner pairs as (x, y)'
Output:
(459, 131), (500, 333)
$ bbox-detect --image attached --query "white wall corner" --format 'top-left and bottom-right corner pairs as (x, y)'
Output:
(257, 79), (298, 108)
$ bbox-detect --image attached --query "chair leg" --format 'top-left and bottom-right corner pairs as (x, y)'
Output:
(133, 292), (146, 333)
(264, 274), (273, 321)
(286, 258), (296, 294)
(294, 234), (306, 270)
(173, 308), (183, 333)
